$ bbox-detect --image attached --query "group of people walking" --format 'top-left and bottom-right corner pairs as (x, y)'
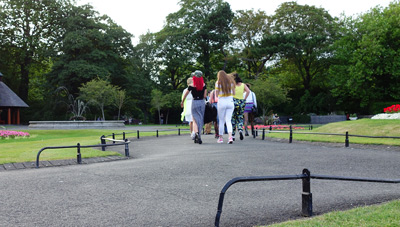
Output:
(181, 70), (257, 145)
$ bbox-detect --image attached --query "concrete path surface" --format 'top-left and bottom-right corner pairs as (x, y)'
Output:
(1, 133), (400, 226)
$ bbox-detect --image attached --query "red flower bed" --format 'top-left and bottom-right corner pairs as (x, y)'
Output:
(248, 125), (305, 130)
(384, 104), (400, 113)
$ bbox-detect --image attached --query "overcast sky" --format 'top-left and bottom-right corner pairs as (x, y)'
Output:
(77, 0), (394, 44)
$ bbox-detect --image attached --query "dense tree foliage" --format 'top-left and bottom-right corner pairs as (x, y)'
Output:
(0, 0), (71, 101)
(46, 4), (133, 96)
(230, 9), (270, 78)
(79, 77), (119, 120)
(166, 0), (234, 79)
(269, 2), (338, 92)
(329, 2), (400, 112)
(1, 0), (399, 123)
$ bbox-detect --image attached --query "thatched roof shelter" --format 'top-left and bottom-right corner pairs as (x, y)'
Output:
(0, 72), (29, 125)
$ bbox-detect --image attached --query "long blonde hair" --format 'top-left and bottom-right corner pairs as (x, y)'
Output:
(216, 70), (235, 95)
(187, 77), (193, 86)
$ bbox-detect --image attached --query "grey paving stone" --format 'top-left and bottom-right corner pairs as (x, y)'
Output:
(3, 163), (17, 170)
(106, 156), (125, 161)
(22, 162), (37, 168)
(66, 159), (77, 165)
(13, 163), (25, 169)
(84, 158), (101, 164)
(1, 156), (126, 170)
(49, 160), (64, 166)
(38, 161), (52, 167)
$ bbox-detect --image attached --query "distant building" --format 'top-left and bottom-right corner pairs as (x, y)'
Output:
(0, 72), (29, 125)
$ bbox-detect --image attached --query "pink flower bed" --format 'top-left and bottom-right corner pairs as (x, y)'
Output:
(248, 125), (305, 130)
(0, 130), (30, 139)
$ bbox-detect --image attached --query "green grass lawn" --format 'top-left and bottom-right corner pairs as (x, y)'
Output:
(266, 119), (400, 146)
(0, 127), (189, 164)
(266, 200), (400, 227)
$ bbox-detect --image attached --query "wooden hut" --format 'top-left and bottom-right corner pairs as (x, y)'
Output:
(0, 72), (29, 125)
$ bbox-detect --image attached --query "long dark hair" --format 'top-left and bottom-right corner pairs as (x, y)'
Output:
(231, 72), (242, 83)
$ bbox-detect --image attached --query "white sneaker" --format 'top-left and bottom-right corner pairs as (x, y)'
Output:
(191, 132), (195, 140)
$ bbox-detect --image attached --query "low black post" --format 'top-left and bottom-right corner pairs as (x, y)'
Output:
(256, 130), (258, 137)
(311, 125), (313, 130)
(345, 131), (349, 147)
(289, 125), (293, 143)
(123, 132), (126, 140)
(77, 143), (82, 164)
(269, 125), (272, 131)
(156, 130), (159, 137)
(101, 135), (106, 151)
(178, 128), (181, 136)
(137, 130), (140, 139)
(124, 139), (130, 157)
(253, 129), (256, 138)
(262, 128), (265, 140)
(112, 133), (116, 144)
(302, 168), (313, 217)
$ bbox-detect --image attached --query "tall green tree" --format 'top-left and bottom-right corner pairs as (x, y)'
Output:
(329, 1), (400, 110)
(46, 4), (134, 96)
(267, 1), (338, 92)
(112, 88), (126, 121)
(150, 89), (168, 124)
(79, 77), (118, 120)
(166, 0), (234, 78)
(231, 9), (270, 78)
(154, 24), (196, 91)
(128, 33), (159, 123)
(0, 0), (71, 101)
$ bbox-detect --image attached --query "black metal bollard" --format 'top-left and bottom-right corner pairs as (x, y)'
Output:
(311, 125), (313, 130)
(123, 132), (126, 140)
(262, 128), (265, 140)
(345, 131), (349, 147)
(256, 130), (258, 137)
(137, 130), (140, 139)
(269, 125), (272, 131)
(77, 143), (82, 164)
(178, 128), (181, 136)
(289, 125), (293, 143)
(156, 130), (159, 137)
(253, 129), (256, 138)
(302, 169), (313, 217)
(112, 133), (116, 144)
(101, 135), (106, 151)
(124, 139), (130, 157)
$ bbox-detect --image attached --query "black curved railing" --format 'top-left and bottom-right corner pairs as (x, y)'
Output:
(36, 140), (130, 168)
(215, 168), (400, 227)
(256, 126), (400, 147)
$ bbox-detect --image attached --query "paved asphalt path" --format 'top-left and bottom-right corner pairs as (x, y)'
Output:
(1, 132), (400, 226)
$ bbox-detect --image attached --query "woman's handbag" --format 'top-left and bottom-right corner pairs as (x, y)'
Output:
(251, 105), (257, 113)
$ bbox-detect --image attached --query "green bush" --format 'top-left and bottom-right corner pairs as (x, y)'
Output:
(292, 114), (311, 123)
